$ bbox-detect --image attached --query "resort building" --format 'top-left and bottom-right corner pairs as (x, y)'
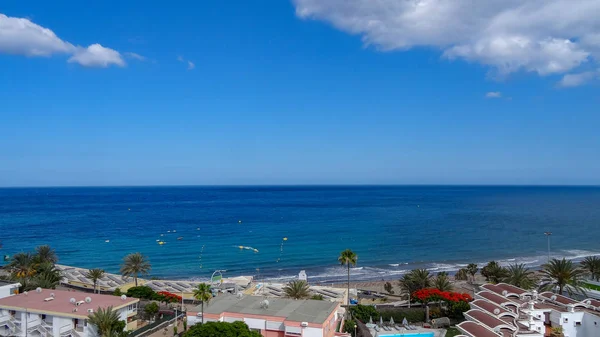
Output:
(0, 288), (139, 337)
(186, 294), (344, 337)
(0, 281), (20, 299)
(459, 282), (600, 337)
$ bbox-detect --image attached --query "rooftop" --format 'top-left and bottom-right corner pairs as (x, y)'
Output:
(465, 309), (516, 331)
(471, 299), (514, 317)
(0, 280), (19, 287)
(0, 288), (138, 318)
(191, 295), (338, 324)
(457, 321), (502, 337)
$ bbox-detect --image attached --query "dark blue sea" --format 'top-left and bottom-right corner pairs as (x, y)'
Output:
(1, 186), (599, 283)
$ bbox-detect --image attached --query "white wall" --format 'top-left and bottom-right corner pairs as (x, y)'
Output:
(580, 311), (600, 337)
(0, 284), (18, 299)
(244, 317), (266, 330)
(302, 326), (323, 337)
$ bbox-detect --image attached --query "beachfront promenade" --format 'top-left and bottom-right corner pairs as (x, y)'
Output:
(56, 264), (253, 299)
(56, 264), (347, 303)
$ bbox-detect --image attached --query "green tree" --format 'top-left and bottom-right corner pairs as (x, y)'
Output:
(466, 264), (479, 283)
(183, 318), (187, 331)
(434, 272), (453, 292)
(144, 302), (159, 322)
(9, 252), (36, 278)
(34, 245), (58, 264)
(88, 306), (123, 337)
(193, 283), (212, 324)
(86, 269), (106, 294)
(120, 252), (151, 287)
(540, 258), (586, 295)
(384, 281), (394, 294)
(311, 294), (324, 300)
(283, 280), (311, 300)
(173, 326), (178, 336)
(113, 288), (123, 296)
(455, 268), (469, 281)
(338, 249), (357, 310)
(481, 261), (508, 284)
(503, 264), (536, 289)
(580, 256), (600, 281)
(126, 286), (156, 300)
(183, 321), (261, 337)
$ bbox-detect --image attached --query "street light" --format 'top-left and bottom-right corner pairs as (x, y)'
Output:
(544, 232), (552, 262)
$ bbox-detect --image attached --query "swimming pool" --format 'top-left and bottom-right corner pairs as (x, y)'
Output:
(380, 333), (434, 337)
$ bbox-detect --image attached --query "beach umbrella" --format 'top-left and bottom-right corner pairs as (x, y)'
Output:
(402, 318), (408, 326)
(380, 317), (383, 326)
(390, 317), (395, 325)
(369, 316), (373, 324)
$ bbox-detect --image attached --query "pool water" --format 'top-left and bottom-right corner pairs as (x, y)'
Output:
(380, 333), (435, 337)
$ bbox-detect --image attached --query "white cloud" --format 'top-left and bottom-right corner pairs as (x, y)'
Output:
(293, 0), (600, 78)
(485, 92), (502, 98)
(177, 55), (195, 70)
(68, 44), (125, 68)
(124, 52), (145, 61)
(0, 13), (124, 67)
(558, 71), (599, 88)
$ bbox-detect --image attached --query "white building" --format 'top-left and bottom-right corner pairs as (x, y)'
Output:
(0, 288), (139, 337)
(461, 283), (600, 337)
(186, 294), (343, 337)
(0, 281), (20, 300)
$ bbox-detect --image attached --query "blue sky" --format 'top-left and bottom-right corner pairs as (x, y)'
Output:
(1, 0), (599, 186)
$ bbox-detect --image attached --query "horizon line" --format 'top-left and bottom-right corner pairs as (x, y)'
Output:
(1, 183), (600, 189)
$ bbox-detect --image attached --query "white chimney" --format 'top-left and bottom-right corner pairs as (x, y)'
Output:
(529, 302), (535, 310)
(567, 304), (575, 313)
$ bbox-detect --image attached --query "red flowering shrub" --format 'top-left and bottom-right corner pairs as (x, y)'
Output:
(412, 288), (472, 304)
(155, 291), (182, 303)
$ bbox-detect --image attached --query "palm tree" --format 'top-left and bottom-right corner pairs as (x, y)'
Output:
(283, 280), (311, 300)
(434, 272), (453, 292)
(398, 269), (433, 301)
(86, 269), (106, 294)
(550, 326), (564, 337)
(88, 306), (121, 337)
(580, 256), (600, 281)
(540, 258), (586, 295)
(466, 263), (479, 283)
(481, 261), (508, 284)
(34, 245), (58, 264)
(410, 269), (433, 290)
(503, 264), (536, 289)
(9, 252), (36, 279)
(455, 268), (469, 281)
(338, 249), (357, 308)
(120, 253), (151, 286)
(193, 283), (212, 324)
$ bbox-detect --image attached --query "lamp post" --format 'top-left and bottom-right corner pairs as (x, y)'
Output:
(544, 232), (552, 262)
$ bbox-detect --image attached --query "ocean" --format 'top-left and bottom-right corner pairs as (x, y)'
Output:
(1, 186), (599, 283)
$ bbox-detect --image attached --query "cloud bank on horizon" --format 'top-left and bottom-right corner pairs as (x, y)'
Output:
(293, 0), (600, 86)
(0, 13), (133, 68)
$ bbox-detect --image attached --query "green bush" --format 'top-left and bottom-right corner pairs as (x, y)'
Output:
(350, 305), (426, 324)
(183, 321), (261, 337)
(350, 305), (380, 322)
(343, 320), (357, 337)
(126, 286), (156, 300)
(448, 301), (470, 319)
(378, 308), (426, 323)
